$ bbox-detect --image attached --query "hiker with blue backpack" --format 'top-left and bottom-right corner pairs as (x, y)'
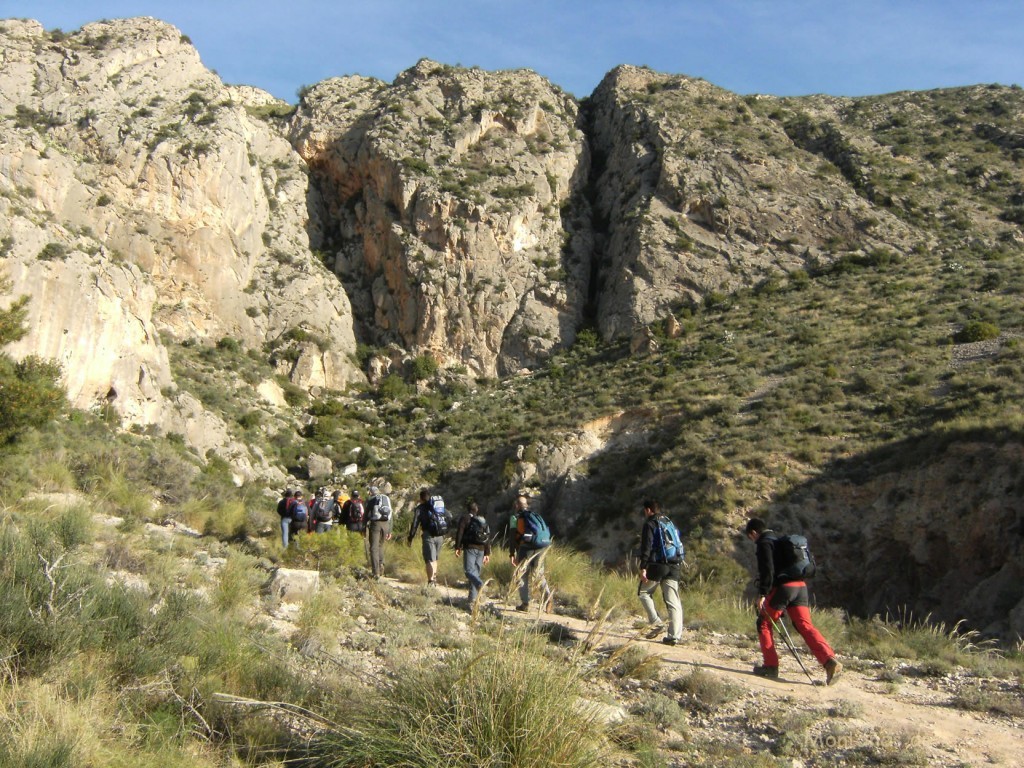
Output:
(637, 499), (684, 646)
(454, 501), (491, 608)
(286, 490), (309, 547)
(744, 517), (842, 685)
(509, 494), (551, 612)
(408, 488), (450, 585)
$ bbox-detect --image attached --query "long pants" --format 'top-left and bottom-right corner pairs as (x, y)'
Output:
(367, 521), (388, 577)
(638, 577), (683, 641)
(516, 546), (549, 607)
(463, 548), (485, 603)
(757, 583), (835, 667)
(280, 517), (292, 547)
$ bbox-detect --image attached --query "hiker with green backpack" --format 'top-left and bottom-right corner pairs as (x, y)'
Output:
(509, 494), (551, 612)
(744, 517), (843, 685)
(637, 499), (684, 646)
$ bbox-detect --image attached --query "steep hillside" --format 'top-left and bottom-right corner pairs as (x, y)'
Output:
(2, 16), (1023, 637)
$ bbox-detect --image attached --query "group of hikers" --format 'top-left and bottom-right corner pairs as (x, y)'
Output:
(275, 486), (843, 686)
(276, 484), (395, 577)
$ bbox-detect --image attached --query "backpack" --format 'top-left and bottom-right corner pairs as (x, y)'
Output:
(345, 498), (365, 526)
(520, 510), (551, 549)
(463, 514), (490, 546)
(276, 497), (291, 518)
(651, 515), (684, 564)
(771, 533), (816, 581)
(377, 494), (392, 521)
(313, 499), (335, 523)
(425, 495), (449, 536)
(291, 501), (308, 523)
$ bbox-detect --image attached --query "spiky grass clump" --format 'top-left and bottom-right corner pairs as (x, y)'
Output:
(311, 629), (614, 767)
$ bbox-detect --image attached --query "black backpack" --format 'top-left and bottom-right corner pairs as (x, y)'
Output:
(463, 514), (490, 546)
(771, 533), (816, 581)
(313, 499), (335, 523)
(345, 499), (365, 527)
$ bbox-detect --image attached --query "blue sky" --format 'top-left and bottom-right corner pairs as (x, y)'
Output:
(8, 1), (1023, 101)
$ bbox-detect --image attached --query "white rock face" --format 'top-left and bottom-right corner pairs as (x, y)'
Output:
(0, 17), (363, 473)
(290, 60), (591, 377)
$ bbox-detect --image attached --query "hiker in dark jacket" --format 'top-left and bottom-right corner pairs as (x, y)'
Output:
(637, 499), (683, 646)
(408, 488), (445, 585)
(277, 489), (294, 548)
(454, 501), (491, 607)
(745, 517), (842, 685)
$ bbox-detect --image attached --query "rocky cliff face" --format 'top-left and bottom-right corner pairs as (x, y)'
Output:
(5, 18), (1018, 420)
(0, 18), (362, 475)
(290, 60), (590, 377)
(0, 16), (364, 475)
(584, 66), (915, 339)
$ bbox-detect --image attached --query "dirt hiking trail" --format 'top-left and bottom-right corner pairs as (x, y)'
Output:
(421, 580), (1023, 766)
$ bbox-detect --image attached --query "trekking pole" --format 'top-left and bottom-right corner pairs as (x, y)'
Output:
(766, 612), (816, 685)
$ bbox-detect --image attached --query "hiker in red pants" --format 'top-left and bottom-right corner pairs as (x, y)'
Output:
(744, 518), (842, 685)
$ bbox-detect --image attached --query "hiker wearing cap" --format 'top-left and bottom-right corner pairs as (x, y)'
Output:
(745, 517), (842, 685)
(408, 488), (449, 585)
(365, 485), (393, 579)
(637, 499), (684, 646)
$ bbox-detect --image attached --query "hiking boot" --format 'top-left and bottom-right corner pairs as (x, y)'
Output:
(661, 637), (677, 646)
(825, 658), (843, 686)
(515, 603), (529, 612)
(752, 664), (779, 679)
(644, 622), (665, 639)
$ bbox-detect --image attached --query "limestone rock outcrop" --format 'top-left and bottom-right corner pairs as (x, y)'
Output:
(290, 60), (590, 377)
(584, 65), (915, 340)
(0, 18), (362, 456)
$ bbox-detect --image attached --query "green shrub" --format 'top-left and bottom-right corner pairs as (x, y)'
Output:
(211, 552), (263, 614)
(409, 353), (438, 381)
(953, 320), (999, 343)
(37, 242), (68, 261)
(378, 374), (411, 400)
(633, 691), (686, 733)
